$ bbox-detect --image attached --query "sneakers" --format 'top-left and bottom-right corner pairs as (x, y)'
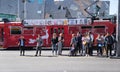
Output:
(35, 55), (37, 56)
(35, 54), (41, 56)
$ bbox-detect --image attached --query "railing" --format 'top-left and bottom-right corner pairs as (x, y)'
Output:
(24, 18), (91, 26)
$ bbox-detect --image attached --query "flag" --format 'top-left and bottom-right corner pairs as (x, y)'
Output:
(38, 0), (43, 4)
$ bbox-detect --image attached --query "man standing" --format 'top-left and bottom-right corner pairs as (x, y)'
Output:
(35, 34), (43, 56)
(88, 32), (94, 56)
(18, 36), (26, 56)
(105, 33), (114, 57)
(76, 32), (82, 55)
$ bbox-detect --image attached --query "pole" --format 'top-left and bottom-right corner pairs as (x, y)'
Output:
(116, 0), (120, 57)
(17, 0), (20, 18)
(24, 0), (27, 19)
(43, 0), (45, 19)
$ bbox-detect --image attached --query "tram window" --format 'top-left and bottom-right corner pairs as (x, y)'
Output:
(36, 27), (46, 35)
(23, 27), (33, 34)
(69, 26), (79, 34)
(62, 28), (64, 34)
(94, 26), (105, 28)
(0, 28), (4, 41)
(94, 26), (105, 33)
(53, 29), (57, 33)
(11, 26), (21, 34)
(24, 27), (33, 29)
(81, 26), (92, 29)
(51, 28), (53, 34)
(58, 28), (60, 34)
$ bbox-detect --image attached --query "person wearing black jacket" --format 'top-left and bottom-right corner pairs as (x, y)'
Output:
(51, 33), (58, 55)
(18, 36), (26, 56)
(75, 32), (82, 55)
(105, 33), (114, 57)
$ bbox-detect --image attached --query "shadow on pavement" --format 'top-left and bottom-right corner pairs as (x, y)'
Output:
(24, 55), (58, 57)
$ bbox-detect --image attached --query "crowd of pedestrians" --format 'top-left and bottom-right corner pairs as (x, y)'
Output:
(18, 32), (116, 57)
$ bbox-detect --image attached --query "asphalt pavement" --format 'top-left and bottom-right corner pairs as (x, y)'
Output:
(0, 50), (120, 72)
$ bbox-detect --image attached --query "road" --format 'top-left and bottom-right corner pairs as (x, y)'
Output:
(0, 50), (120, 72)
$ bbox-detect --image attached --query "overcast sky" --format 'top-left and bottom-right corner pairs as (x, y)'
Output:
(109, 0), (118, 15)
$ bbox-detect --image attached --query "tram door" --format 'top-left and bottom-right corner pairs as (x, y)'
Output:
(51, 27), (64, 35)
(50, 26), (64, 37)
(0, 28), (4, 47)
(49, 26), (65, 46)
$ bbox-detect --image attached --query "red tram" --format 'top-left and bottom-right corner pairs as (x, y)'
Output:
(0, 19), (116, 49)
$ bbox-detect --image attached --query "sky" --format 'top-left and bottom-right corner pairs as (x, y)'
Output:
(108, 0), (118, 15)
(55, 0), (118, 15)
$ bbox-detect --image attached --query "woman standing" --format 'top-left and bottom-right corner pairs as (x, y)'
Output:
(51, 33), (58, 55)
(58, 33), (64, 55)
(70, 33), (77, 56)
(96, 34), (104, 56)
(82, 33), (90, 56)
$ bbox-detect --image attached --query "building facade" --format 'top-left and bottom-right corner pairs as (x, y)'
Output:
(0, 0), (110, 20)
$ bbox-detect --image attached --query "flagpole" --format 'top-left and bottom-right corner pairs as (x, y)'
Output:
(43, 0), (45, 19)
(24, 0), (27, 19)
(17, 0), (20, 18)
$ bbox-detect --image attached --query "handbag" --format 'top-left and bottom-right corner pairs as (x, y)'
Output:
(98, 43), (102, 47)
(83, 41), (87, 45)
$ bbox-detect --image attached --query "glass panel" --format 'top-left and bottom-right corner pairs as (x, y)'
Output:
(11, 26), (21, 34)
(69, 26), (79, 34)
(94, 26), (105, 33)
(23, 27), (33, 34)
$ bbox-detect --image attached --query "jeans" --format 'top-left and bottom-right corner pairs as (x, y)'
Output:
(19, 46), (25, 56)
(52, 44), (57, 55)
(106, 44), (113, 56)
(82, 44), (87, 56)
(35, 46), (42, 56)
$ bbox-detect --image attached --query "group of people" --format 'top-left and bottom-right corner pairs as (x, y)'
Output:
(18, 33), (64, 56)
(18, 34), (43, 56)
(70, 32), (116, 57)
(70, 32), (93, 56)
(51, 33), (64, 56)
(96, 32), (116, 57)
(18, 31), (116, 57)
